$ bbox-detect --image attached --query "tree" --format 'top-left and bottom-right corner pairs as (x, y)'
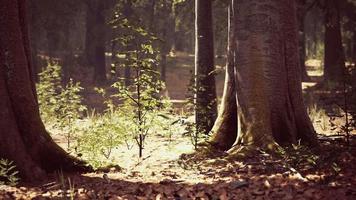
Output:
(85, 0), (107, 84)
(0, 0), (88, 180)
(209, 0), (318, 154)
(297, 0), (311, 81)
(324, 0), (346, 82)
(209, 4), (237, 151)
(194, 0), (218, 135)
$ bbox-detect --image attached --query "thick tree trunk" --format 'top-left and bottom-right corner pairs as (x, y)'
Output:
(324, 0), (346, 82)
(211, 0), (318, 155)
(209, 5), (237, 151)
(195, 0), (218, 135)
(28, 0), (39, 82)
(85, 0), (107, 84)
(0, 0), (89, 181)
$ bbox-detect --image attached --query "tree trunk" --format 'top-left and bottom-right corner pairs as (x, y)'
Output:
(353, 30), (356, 65)
(85, 0), (107, 84)
(123, 0), (133, 86)
(160, 1), (173, 82)
(0, 0), (89, 181)
(297, 0), (310, 81)
(28, 0), (39, 82)
(209, 4), (237, 151)
(324, 0), (346, 83)
(195, 0), (218, 135)
(211, 0), (318, 155)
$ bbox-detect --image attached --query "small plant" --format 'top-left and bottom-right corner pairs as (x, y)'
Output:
(112, 50), (165, 157)
(37, 63), (62, 124)
(111, 15), (165, 157)
(184, 71), (212, 149)
(74, 109), (129, 168)
(37, 63), (86, 150)
(57, 170), (76, 200)
(56, 78), (87, 150)
(0, 159), (19, 186)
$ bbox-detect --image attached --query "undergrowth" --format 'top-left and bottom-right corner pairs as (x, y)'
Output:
(0, 159), (19, 186)
(36, 63), (185, 169)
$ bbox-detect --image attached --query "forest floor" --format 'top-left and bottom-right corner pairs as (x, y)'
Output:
(1, 57), (356, 199)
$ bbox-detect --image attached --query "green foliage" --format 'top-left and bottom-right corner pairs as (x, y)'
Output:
(74, 109), (130, 169)
(277, 143), (341, 175)
(37, 63), (86, 150)
(110, 11), (168, 157)
(184, 72), (213, 149)
(0, 159), (19, 186)
(37, 63), (62, 123)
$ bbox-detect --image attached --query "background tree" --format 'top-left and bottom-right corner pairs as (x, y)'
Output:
(0, 0), (88, 180)
(323, 0), (346, 82)
(85, 0), (108, 84)
(194, 0), (218, 135)
(210, 0), (318, 154)
(209, 4), (237, 151)
(297, 0), (311, 81)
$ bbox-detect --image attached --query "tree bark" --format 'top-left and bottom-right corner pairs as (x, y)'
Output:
(0, 0), (89, 181)
(85, 0), (107, 84)
(324, 0), (346, 83)
(123, 0), (133, 86)
(354, 31), (356, 65)
(297, 0), (310, 81)
(209, 4), (237, 151)
(211, 0), (318, 155)
(195, 0), (218, 135)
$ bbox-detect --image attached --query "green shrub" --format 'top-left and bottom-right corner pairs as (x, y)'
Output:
(37, 63), (86, 150)
(0, 159), (19, 186)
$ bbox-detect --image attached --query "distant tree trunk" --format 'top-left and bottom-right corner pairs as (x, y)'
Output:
(297, 0), (310, 81)
(194, 0), (218, 135)
(209, 5), (237, 151)
(210, 0), (318, 154)
(62, 27), (74, 83)
(85, 0), (107, 84)
(123, 0), (133, 86)
(148, 0), (156, 32)
(160, 1), (172, 82)
(324, 0), (345, 82)
(0, 0), (89, 181)
(110, 39), (119, 78)
(353, 30), (356, 65)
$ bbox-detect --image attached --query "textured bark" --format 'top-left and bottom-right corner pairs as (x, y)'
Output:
(209, 5), (237, 151)
(85, 0), (107, 84)
(195, 0), (218, 135)
(0, 0), (89, 181)
(324, 0), (346, 82)
(211, 0), (318, 154)
(28, 0), (39, 82)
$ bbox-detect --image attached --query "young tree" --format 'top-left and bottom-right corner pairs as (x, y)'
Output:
(195, 0), (218, 135)
(0, 0), (88, 180)
(209, 0), (318, 154)
(324, 0), (346, 82)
